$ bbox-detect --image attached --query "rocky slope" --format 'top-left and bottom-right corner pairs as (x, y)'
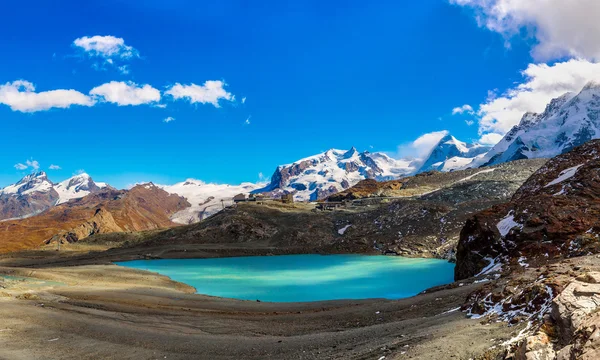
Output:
(0, 172), (107, 221)
(97, 159), (544, 260)
(475, 81), (600, 167)
(0, 184), (189, 253)
(455, 139), (600, 281)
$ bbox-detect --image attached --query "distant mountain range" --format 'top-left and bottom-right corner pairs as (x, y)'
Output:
(3, 81), (600, 224)
(0, 172), (108, 221)
(473, 81), (600, 167)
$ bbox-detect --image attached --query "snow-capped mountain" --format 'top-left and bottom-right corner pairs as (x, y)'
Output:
(474, 81), (600, 167)
(54, 173), (108, 205)
(0, 172), (108, 220)
(256, 148), (417, 201)
(159, 179), (263, 224)
(0, 171), (54, 197)
(418, 134), (490, 172)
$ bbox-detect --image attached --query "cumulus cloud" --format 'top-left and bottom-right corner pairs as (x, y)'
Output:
(451, 0), (600, 61)
(166, 80), (234, 108)
(73, 35), (139, 59)
(244, 116), (251, 125)
(27, 160), (40, 170)
(0, 80), (95, 113)
(475, 59), (600, 135)
(397, 130), (449, 160)
(452, 104), (474, 115)
(465, 120), (475, 126)
(241, 97), (247, 104)
(49, 164), (61, 170)
(14, 159), (40, 171)
(163, 116), (175, 123)
(90, 81), (161, 106)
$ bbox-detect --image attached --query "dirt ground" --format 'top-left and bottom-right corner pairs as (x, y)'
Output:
(0, 250), (522, 360)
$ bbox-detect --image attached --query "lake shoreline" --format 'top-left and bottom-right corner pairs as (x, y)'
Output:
(0, 255), (518, 359)
(115, 255), (455, 303)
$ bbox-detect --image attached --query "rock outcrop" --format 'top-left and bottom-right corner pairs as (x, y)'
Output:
(456, 140), (600, 280)
(46, 208), (123, 244)
(515, 272), (600, 360)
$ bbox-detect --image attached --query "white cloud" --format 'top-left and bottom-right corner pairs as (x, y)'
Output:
(258, 172), (266, 181)
(0, 80), (95, 113)
(465, 120), (475, 126)
(49, 164), (61, 170)
(241, 97), (247, 104)
(166, 80), (234, 108)
(478, 133), (504, 145)
(163, 116), (175, 123)
(73, 35), (139, 59)
(452, 104), (474, 115)
(475, 59), (600, 136)
(90, 81), (161, 106)
(397, 130), (449, 160)
(27, 160), (40, 170)
(244, 116), (251, 125)
(14, 159), (40, 171)
(451, 0), (600, 61)
(118, 65), (130, 75)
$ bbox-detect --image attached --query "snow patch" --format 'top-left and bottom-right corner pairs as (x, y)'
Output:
(497, 211), (523, 237)
(338, 224), (352, 235)
(545, 164), (583, 187)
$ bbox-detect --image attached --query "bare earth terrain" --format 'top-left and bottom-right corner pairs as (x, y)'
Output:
(0, 254), (516, 360)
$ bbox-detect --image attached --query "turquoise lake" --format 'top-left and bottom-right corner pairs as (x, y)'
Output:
(116, 255), (455, 302)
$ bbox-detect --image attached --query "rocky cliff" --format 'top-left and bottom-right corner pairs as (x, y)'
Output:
(456, 139), (600, 280)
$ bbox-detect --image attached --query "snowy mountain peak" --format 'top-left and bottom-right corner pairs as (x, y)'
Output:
(419, 134), (490, 172)
(0, 171), (53, 196)
(343, 147), (359, 159)
(475, 83), (600, 167)
(53, 173), (106, 205)
(581, 80), (600, 92)
(258, 148), (416, 201)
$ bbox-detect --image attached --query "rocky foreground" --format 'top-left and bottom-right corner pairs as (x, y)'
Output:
(453, 140), (600, 359)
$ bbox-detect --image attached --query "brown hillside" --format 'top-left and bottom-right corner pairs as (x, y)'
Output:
(0, 184), (189, 253)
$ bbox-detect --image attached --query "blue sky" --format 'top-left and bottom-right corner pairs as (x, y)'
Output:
(1, 0), (598, 188)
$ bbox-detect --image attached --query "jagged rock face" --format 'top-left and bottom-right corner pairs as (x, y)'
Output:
(477, 82), (600, 167)
(47, 208), (123, 244)
(258, 148), (416, 201)
(0, 172), (58, 220)
(455, 139), (600, 280)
